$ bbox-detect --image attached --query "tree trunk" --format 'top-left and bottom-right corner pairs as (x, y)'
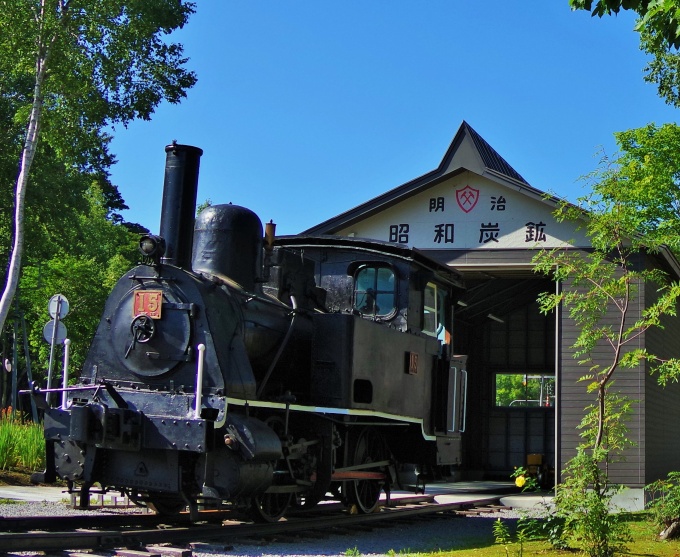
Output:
(660, 520), (680, 540)
(0, 46), (50, 335)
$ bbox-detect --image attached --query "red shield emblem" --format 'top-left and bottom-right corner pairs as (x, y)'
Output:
(456, 186), (479, 213)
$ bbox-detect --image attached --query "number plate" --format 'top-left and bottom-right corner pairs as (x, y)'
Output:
(133, 290), (163, 319)
(407, 351), (419, 375)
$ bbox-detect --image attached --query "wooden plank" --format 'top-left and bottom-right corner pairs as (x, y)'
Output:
(146, 546), (192, 557)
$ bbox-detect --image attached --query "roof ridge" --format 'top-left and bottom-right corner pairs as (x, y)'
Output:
(462, 121), (529, 186)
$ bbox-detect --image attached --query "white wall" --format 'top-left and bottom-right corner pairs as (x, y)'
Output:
(338, 172), (590, 250)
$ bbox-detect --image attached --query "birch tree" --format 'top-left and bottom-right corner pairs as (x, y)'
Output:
(0, 0), (197, 334)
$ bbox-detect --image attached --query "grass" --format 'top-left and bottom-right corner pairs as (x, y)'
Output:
(345, 514), (680, 556)
(0, 407), (45, 472)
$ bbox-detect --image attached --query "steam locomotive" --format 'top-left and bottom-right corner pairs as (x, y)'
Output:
(31, 143), (468, 521)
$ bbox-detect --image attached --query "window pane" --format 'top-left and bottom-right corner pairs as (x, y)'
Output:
(376, 292), (395, 315)
(494, 373), (555, 407)
(424, 284), (436, 309)
(423, 283), (440, 336)
(356, 268), (376, 292)
(377, 267), (394, 291)
(423, 310), (436, 334)
(437, 289), (448, 341)
(353, 266), (396, 317)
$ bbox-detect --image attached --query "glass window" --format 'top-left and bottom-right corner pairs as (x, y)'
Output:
(353, 266), (396, 317)
(423, 282), (449, 343)
(494, 373), (555, 407)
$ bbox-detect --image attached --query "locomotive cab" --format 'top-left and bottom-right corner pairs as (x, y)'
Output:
(264, 237), (469, 469)
(264, 236), (464, 342)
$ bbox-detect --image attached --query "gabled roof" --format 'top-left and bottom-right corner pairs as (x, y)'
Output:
(301, 121), (680, 280)
(303, 121), (546, 235)
(465, 122), (528, 185)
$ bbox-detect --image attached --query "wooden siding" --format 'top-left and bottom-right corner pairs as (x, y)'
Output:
(644, 274), (680, 483)
(558, 273), (646, 487)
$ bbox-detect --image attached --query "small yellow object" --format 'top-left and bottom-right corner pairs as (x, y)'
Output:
(515, 475), (526, 488)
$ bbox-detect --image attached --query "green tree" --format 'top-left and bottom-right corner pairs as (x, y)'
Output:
(582, 123), (680, 253)
(533, 125), (680, 555)
(0, 0), (197, 337)
(0, 134), (139, 408)
(495, 374), (527, 406)
(494, 374), (555, 407)
(641, 26), (680, 108)
(570, 1), (680, 107)
(17, 185), (139, 378)
(569, 0), (680, 48)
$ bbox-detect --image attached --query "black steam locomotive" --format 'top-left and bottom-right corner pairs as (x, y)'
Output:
(32, 144), (468, 521)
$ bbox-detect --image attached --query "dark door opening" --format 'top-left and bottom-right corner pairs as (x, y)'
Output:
(454, 276), (556, 481)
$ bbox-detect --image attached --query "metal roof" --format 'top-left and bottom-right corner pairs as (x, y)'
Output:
(302, 121), (534, 235)
(464, 121), (529, 185)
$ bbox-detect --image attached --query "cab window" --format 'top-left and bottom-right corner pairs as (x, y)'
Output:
(353, 266), (396, 317)
(423, 282), (449, 343)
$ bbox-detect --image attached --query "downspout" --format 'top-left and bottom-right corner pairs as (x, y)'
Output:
(554, 272), (561, 488)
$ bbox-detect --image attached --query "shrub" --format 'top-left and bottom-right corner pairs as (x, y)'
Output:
(552, 449), (631, 557)
(646, 471), (680, 529)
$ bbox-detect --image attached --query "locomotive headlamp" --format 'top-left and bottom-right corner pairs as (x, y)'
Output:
(139, 235), (166, 262)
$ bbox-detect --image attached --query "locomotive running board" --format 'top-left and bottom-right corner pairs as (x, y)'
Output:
(225, 397), (438, 441)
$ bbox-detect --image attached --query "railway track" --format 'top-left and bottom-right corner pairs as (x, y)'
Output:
(0, 495), (510, 554)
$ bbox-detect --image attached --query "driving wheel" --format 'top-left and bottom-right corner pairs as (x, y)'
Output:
(251, 490), (293, 522)
(344, 427), (388, 514)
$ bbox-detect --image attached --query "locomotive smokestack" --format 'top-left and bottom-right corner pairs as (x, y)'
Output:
(159, 142), (204, 268)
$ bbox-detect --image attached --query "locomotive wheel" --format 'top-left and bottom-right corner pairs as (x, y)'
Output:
(344, 427), (388, 514)
(251, 491), (293, 522)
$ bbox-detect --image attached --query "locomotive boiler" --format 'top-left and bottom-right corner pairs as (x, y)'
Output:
(31, 143), (468, 521)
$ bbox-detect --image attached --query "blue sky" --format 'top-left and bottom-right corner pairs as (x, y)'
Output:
(109, 1), (679, 236)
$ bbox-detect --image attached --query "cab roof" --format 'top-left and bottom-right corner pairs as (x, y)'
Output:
(274, 234), (465, 289)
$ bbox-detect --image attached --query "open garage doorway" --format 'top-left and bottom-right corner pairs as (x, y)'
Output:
(454, 275), (556, 483)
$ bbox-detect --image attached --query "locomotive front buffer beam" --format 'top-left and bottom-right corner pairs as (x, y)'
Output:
(43, 405), (214, 453)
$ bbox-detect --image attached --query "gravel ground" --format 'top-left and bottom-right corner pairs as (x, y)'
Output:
(191, 513), (509, 557)
(0, 500), (543, 557)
